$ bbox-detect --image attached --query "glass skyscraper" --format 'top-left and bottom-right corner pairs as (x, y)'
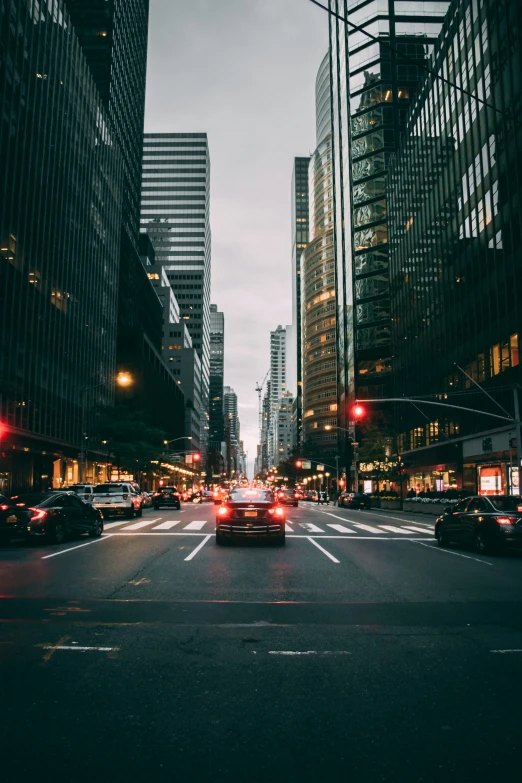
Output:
(329, 0), (449, 460)
(291, 156), (310, 446)
(209, 304), (225, 473)
(0, 0), (122, 492)
(140, 133), (211, 456)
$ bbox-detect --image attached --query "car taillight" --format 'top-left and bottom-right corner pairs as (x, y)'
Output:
(218, 506), (229, 517)
(495, 516), (515, 525)
(275, 506), (284, 517)
(122, 494), (129, 500)
(29, 508), (47, 521)
(0, 504), (8, 510)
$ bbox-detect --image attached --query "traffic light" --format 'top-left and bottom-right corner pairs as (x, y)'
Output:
(295, 460), (302, 469)
(0, 421), (5, 438)
(352, 404), (366, 420)
(193, 453), (201, 462)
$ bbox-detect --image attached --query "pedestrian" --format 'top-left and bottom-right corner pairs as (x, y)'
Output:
(407, 487), (416, 498)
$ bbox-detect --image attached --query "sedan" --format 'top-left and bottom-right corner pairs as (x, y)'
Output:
(435, 495), (522, 554)
(338, 492), (371, 510)
(277, 489), (299, 507)
(152, 487), (181, 510)
(216, 487), (285, 545)
(0, 491), (103, 544)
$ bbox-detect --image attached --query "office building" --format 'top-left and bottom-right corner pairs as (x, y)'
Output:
(208, 305), (225, 476)
(274, 392), (295, 466)
(388, 0), (522, 494)
(224, 386), (239, 477)
(0, 0), (122, 493)
(291, 156), (311, 445)
(301, 52), (337, 455)
(329, 0), (449, 467)
(140, 133), (211, 460)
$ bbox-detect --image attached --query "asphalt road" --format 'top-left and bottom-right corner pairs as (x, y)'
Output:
(2, 500), (522, 783)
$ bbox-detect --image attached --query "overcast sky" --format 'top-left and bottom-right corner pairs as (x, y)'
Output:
(145, 0), (329, 474)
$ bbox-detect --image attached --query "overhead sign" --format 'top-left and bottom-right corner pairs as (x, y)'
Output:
(301, 460), (311, 470)
(316, 464), (325, 472)
(170, 455), (182, 463)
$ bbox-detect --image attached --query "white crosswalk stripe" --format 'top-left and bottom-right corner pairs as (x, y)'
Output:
(402, 525), (434, 535)
(153, 521), (180, 530)
(285, 523), (294, 532)
(184, 521), (206, 530)
(327, 524), (357, 534)
(351, 523), (385, 534)
(120, 518), (161, 531)
(299, 522), (323, 533)
(378, 525), (414, 535)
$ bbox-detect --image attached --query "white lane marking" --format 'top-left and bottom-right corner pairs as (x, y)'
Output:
(318, 511), (354, 523)
(41, 645), (118, 652)
(378, 525), (413, 535)
(185, 534), (211, 561)
(103, 519), (139, 529)
(267, 651), (351, 656)
(299, 522), (324, 533)
(184, 521), (206, 530)
(327, 524), (356, 534)
(120, 518), (161, 531)
(412, 540), (493, 565)
(307, 536), (340, 563)
(285, 523), (293, 532)
(370, 509), (433, 526)
(351, 522), (384, 534)
(111, 532), (430, 540)
(41, 535), (114, 559)
(490, 649), (522, 654)
(153, 521), (180, 530)
(402, 526), (433, 535)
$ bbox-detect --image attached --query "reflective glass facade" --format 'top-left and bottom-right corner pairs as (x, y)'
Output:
(291, 156), (310, 446)
(140, 133), (211, 457)
(329, 0), (449, 454)
(389, 0), (522, 453)
(209, 304), (224, 446)
(0, 0), (122, 490)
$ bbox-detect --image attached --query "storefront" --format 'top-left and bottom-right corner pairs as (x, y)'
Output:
(462, 426), (518, 495)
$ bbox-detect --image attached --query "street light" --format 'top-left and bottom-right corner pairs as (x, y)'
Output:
(164, 436), (192, 447)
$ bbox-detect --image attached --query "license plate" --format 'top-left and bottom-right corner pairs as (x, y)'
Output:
(244, 511), (257, 517)
(6, 515), (17, 523)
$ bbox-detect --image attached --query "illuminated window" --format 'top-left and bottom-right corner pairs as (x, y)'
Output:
(510, 334), (519, 367)
(492, 344), (500, 375)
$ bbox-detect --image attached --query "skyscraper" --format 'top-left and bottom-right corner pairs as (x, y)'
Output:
(301, 52), (336, 455)
(140, 133), (211, 459)
(329, 0), (449, 466)
(209, 305), (225, 476)
(291, 156), (311, 446)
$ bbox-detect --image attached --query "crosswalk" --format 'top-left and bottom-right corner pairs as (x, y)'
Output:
(106, 516), (433, 538)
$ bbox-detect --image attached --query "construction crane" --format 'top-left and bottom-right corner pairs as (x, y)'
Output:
(255, 369), (270, 442)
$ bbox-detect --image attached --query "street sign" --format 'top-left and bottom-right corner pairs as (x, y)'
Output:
(316, 464), (325, 471)
(301, 460), (311, 469)
(170, 455), (182, 463)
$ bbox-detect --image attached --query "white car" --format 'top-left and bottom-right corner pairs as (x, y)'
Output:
(92, 483), (143, 519)
(66, 484), (96, 504)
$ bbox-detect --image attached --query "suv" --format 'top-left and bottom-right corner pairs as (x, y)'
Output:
(338, 492), (371, 510)
(152, 486), (181, 510)
(277, 488), (299, 507)
(92, 483), (143, 519)
(66, 484), (96, 504)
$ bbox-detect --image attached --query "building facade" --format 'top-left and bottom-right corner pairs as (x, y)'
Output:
(0, 0), (123, 493)
(140, 133), (211, 461)
(388, 0), (522, 494)
(208, 304), (225, 477)
(291, 157), (311, 447)
(329, 0), (449, 469)
(274, 392), (295, 466)
(301, 52), (337, 455)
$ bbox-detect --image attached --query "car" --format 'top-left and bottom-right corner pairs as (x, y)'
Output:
(201, 490), (214, 502)
(277, 488), (299, 507)
(215, 487), (285, 545)
(141, 492), (153, 508)
(0, 491), (103, 544)
(435, 495), (522, 554)
(92, 482), (143, 519)
(338, 492), (371, 510)
(65, 484), (96, 504)
(152, 486), (181, 510)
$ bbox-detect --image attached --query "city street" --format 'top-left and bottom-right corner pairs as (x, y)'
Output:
(1, 501), (522, 782)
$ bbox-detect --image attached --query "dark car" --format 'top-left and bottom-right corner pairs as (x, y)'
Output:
(338, 492), (371, 510)
(435, 495), (522, 554)
(0, 491), (103, 544)
(277, 488), (299, 507)
(152, 486), (181, 510)
(216, 487), (285, 545)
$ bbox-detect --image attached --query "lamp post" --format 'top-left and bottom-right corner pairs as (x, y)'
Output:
(325, 424), (358, 492)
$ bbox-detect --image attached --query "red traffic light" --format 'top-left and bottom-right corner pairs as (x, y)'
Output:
(0, 421), (5, 438)
(352, 404), (366, 420)
(193, 453), (201, 462)
(295, 460), (302, 469)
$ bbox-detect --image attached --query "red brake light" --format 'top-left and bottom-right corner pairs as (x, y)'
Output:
(496, 517), (514, 525)
(218, 506), (229, 517)
(275, 506), (284, 517)
(29, 508), (47, 521)
(0, 504), (9, 510)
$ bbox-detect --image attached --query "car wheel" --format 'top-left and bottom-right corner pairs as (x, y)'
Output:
(53, 522), (66, 544)
(89, 519), (103, 538)
(436, 523), (450, 548)
(274, 535), (286, 546)
(216, 534), (227, 546)
(474, 530), (490, 555)
(176, 504), (180, 510)
(136, 506), (143, 518)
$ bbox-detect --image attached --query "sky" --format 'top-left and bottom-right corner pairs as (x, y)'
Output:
(145, 0), (329, 474)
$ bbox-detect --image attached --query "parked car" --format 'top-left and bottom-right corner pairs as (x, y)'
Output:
(0, 491), (103, 544)
(216, 487), (285, 545)
(435, 495), (522, 554)
(277, 488), (299, 507)
(65, 484), (96, 504)
(338, 492), (371, 510)
(92, 482), (143, 519)
(152, 487), (181, 510)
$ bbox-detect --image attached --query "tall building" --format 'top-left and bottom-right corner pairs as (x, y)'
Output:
(140, 133), (211, 460)
(301, 52), (337, 455)
(0, 0), (122, 493)
(388, 0), (522, 494)
(65, 0), (150, 247)
(291, 156), (311, 446)
(223, 386), (239, 477)
(274, 392), (295, 466)
(209, 305), (225, 464)
(329, 0), (449, 469)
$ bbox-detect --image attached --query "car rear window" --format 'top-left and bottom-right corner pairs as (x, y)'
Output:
(93, 484), (128, 494)
(229, 489), (273, 501)
(160, 488), (177, 494)
(488, 496), (522, 511)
